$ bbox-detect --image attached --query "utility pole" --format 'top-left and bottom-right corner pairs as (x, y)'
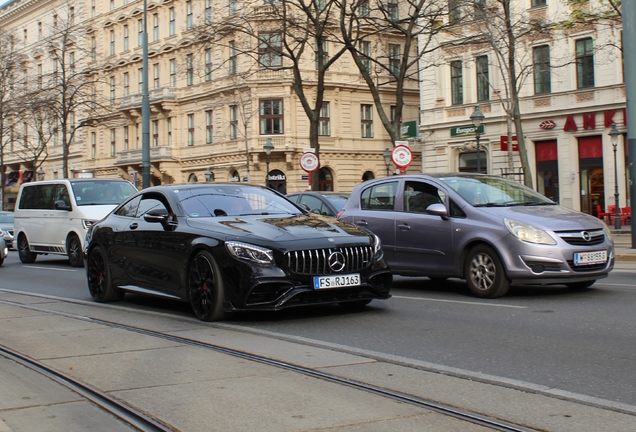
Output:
(625, 0), (636, 247)
(141, 0), (151, 189)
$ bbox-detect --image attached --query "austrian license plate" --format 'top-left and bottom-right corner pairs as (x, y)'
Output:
(314, 273), (360, 289)
(574, 250), (607, 266)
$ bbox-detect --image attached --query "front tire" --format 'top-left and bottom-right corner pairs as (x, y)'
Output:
(188, 251), (227, 321)
(18, 235), (37, 264)
(87, 246), (124, 302)
(465, 245), (509, 298)
(67, 234), (84, 268)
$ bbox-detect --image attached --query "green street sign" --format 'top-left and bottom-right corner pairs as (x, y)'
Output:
(401, 120), (418, 138)
(450, 124), (485, 137)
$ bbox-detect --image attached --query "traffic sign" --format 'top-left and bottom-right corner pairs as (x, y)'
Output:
(300, 152), (320, 172)
(391, 145), (412, 169)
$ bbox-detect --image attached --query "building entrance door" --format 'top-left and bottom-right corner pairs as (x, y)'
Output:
(578, 136), (604, 217)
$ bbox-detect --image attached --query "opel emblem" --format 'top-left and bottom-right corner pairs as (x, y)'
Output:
(581, 231), (591, 241)
(328, 251), (346, 272)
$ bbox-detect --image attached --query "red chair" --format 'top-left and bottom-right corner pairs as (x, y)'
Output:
(607, 205), (617, 225)
(596, 205), (610, 224)
(620, 206), (631, 225)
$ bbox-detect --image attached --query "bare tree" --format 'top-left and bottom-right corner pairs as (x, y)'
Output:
(9, 102), (53, 176)
(338, 0), (450, 145)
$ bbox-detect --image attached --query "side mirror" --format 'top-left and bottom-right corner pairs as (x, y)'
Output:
(54, 200), (71, 211)
(144, 209), (177, 231)
(426, 203), (449, 219)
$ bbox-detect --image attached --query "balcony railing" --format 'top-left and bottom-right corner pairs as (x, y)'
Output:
(118, 87), (176, 108)
(116, 146), (171, 164)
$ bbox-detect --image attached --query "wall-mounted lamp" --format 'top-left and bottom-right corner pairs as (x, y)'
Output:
(204, 167), (214, 183)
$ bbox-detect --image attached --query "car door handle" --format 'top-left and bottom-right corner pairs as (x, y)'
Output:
(397, 223), (410, 230)
(355, 220), (368, 227)
(129, 223), (138, 230)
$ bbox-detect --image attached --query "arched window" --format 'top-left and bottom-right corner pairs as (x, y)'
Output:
(318, 167), (334, 191)
(188, 173), (198, 183)
(362, 171), (375, 181)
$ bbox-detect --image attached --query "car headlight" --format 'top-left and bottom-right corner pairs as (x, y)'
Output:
(503, 218), (556, 245)
(372, 234), (384, 260)
(226, 241), (274, 265)
(82, 219), (97, 230)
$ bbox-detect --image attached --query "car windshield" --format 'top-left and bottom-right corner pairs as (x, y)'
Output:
(0, 213), (13, 224)
(180, 185), (303, 217)
(72, 181), (137, 206)
(323, 194), (349, 210)
(439, 176), (555, 207)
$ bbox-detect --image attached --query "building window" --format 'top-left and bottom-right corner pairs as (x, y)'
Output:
(476, 55), (489, 101)
(53, 14), (58, 28)
(153, 63), (160, 89)
(170, 59), (176, 86)
(138, 19), (143, 47)
(91, 36), (96, 61)
(532, 0), (547, 6)
(450, 60), (463, 105)
(576, 37), (594, 89)
(91, 132), (96, 158)
(360, 40), (371, 72)
(359, 1), (370, 16)
(205, 0), (212, 23)
(110, 0), (115, 10)
(229, 41), (237, 75)
(230, 0), (237, 15)
(110, 30), (115, 55)
(449, 0), (461, 24)
(390, 105), (397, 124)
(167, 118), (172, 146)
(69, 51), (75, 74)
(186, 54), (194, 86)
(138, 67), (143, 91)
(389, 44), (401, 77)
(260, 99), (283, 134)
(123, 72), (130, 95)
(110, 76), (116, 104)
(361, 104), (373, 138)
(474, 0), (486, 17)
(152, 120), (159, 146)
(315, 38), (328, 70)
(110, 129), (116, 157)
(188, 114), (195, 146)
(205, 48), (213, 81)
(533, 45), (551, 94)
(69, 7), (74, 25)
(230, 105), (238, 139)
(186, 1), (193, 30)
(153, 13), (159, 41)
(169, 7), (176, 36)
(206, 110), (213, 143)
(388, 1), (398, 20)
(259, 32), (282, 68)
(123, 25), (129, 51)
(92, 0), (96, 17)
(124, 126), (129, 150)
(318, 102), (330, 136)
(38, 22), (42, 39)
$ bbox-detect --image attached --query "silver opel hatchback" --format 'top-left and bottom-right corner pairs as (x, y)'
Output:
(338, 173), (614, 298)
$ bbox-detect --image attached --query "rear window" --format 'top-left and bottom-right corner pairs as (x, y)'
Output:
(71, 181), (137, 206)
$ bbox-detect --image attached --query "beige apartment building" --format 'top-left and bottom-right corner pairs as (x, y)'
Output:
(419, 0), (625, 218)
(0, 0), (419, 209)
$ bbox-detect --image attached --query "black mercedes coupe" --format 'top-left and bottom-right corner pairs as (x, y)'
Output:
(84, 184), (391, 321)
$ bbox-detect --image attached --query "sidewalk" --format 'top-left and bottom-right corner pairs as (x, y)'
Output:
(1, 292), (635, 432)
(611, 229), (636, 262)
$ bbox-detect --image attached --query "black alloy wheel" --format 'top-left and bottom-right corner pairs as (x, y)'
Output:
(188, 251), (227, 321)
(67, 234), (84, 268)
(18, 235), (37, 264)
(87, 246), (124, 302)
(465, 244), (510, 298)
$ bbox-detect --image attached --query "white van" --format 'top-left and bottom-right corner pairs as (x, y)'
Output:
(13, 179), (137, 267)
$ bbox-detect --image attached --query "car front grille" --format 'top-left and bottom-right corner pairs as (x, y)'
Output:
(555, 229), (605, 246)
(285, 246), (373, 275)
(566, 260), (609, 272)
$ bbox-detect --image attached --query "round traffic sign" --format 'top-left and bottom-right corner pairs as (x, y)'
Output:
(391, 145), (412, 169)
(300, 152), (320, 172)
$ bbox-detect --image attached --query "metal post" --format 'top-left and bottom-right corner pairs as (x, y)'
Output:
(141, 0), (151, 189)
(383, 148), (391, 176)
(614, 142), (621, 229)
(624, 0), (636, 246)
(470, 105), (485, 174)
(476, 132), (481, 174)
(263, 138), (274, 188)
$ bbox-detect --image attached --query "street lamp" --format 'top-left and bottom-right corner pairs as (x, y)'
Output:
(470, 104), (485, 174)
(37, 167), (45, 181)
(609, 123), (622, 229)
(383, 148), (392, 176)
(204, 167), (214, 183)
(263, 138), (274, 188)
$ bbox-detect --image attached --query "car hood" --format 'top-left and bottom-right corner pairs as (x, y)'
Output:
(186, 213), (373, 248)
(73, 205), (118, 220)
(476, 204), (606, 231)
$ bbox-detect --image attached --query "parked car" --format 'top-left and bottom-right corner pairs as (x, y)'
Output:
(0, 211), (14, 249)
(287, 192), (350, 217)
(0, 237), (6, 266)
(338, 173), (614, 298)
(84, 183), (391, 321)
(14, 179), (137, 267)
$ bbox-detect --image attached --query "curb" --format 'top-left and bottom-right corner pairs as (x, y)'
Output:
(615, 254), (636, 262)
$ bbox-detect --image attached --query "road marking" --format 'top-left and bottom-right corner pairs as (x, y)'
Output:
(21, 266), (77, 272)
(392, 295), (527, 309)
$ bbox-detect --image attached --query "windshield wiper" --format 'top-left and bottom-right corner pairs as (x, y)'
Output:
(522, 201), (557, 206)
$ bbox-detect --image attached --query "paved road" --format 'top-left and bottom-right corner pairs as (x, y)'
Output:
(1, 251), (635, 409)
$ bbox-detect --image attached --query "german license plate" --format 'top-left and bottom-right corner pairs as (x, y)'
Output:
(574, 250), (607, 266)
(314, 273), (360, 289)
